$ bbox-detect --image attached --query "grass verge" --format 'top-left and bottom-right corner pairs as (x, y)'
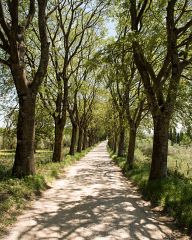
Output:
(0, 147), (92, 236)
(109, 149), (192, 234)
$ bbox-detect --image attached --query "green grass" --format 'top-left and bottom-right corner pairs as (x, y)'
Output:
(0, 147), (92, 236)
(168, 145), (192, 178)
(110, 142), (192, 234)
(136, 138), (192, 177)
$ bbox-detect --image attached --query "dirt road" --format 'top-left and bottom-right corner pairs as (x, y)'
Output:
(3, 142), (187, 239)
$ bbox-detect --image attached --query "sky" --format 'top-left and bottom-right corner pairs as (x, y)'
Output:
(0, 113), (5, 127)
(105, 19), (116, 37)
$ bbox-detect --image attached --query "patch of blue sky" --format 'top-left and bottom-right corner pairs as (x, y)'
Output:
(105, 18), (117, 38)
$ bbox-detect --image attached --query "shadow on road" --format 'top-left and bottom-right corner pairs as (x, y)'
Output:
(5, 143), (174, 240)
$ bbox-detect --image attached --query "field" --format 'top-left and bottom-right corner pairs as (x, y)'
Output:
(136, 138), (192, 179)
(0, 150), (53, 180)
(168, 145), (192, 178)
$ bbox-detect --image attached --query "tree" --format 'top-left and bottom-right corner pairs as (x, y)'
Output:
(40, 0), (106, 162)
(173, 76), (192, 144)
(76, 76), (97, 152)
(35, 98), (55, 150)
(68, 52), (88, 155)
(0, 1), (49, 177)
(102, 37), (147, 164)
(129, 0), (192, 180)
(106, 101), (119, 153)
(67, 27), (102, 155)
(102, 43), (126, 157)
(86, 97), (108, 146)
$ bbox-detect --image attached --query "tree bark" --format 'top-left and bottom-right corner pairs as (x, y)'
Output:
(88, 131), (95, 147)
(52, 117), (65, 162)
(69, 123), (77, 155)
(117, 114), (125, 156)
(117, 127), (125, 157)
(77, 127), (83, 152)
(88, 134), (92, 147)
(82, 128), (87, 150)
(125, 127), (137, 170)
(149, 115), (170, 180)
(113, 133), (117, 153)
(108, 137), (113, 149)
(12, 93), (36, 178)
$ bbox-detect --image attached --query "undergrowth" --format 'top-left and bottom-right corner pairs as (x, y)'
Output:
(0, 148), (91, 235)
(110, 148), (192, 234)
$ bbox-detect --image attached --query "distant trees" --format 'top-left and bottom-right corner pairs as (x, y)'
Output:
(102, 34), (148, 169)
(0, 0), (108, 177)
(106, 102), (119, 153)
(39, 0), (106, 162)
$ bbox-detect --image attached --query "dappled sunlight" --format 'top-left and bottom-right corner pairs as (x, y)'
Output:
(4, 142), (174, 240)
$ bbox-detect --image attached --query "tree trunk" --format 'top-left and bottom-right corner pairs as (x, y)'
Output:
(69, 123), (77, 155)
(52, 117), (65, 162)
(82, 128), (87, 150)
(88, 132), (94, 147)
(113, 133), (117, 153)
(118, 127), (125, 157)
(77, 127), (83, 152)
(12, 93), (36, 178)
(88, 135), (92, 147)
(124, 127), (137, 171)
(108, 137), (113, 149)
(149, 115), (170, 180)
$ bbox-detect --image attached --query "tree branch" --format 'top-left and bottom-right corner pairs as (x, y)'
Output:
(32, 0), (49, 92)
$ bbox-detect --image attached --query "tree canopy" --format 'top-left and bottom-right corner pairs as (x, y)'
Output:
(0, 0), (191, 182)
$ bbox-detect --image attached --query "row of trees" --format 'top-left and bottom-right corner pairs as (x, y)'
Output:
(0, 0), (192, 183)
(0, 0), (107, 177)
(105, 0), (192, 180)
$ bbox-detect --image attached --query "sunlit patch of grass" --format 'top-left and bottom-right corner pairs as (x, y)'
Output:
(0, 175), (47, 234)
(168, 145), (192, 178)
(135, 138), (192, 178)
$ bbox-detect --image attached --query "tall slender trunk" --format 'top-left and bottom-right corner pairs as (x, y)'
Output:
(88, 135), (92, 147)
(88, 132), (94, 147)
(118, 127), (125, 157)
(77, 127), (83, 152)
(149, 115), (170, 180)
(69, 123), (77, 155)
(52, 117), (65, 162)
(108, 137), (113, 149)
(113, 133), (117, 153)
(82, 128), (87, 150)
(124, 127), (137, 171)
(12, 93), (36, 178)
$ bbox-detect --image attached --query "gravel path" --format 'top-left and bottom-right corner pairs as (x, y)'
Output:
(3, 142), (188, 239)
